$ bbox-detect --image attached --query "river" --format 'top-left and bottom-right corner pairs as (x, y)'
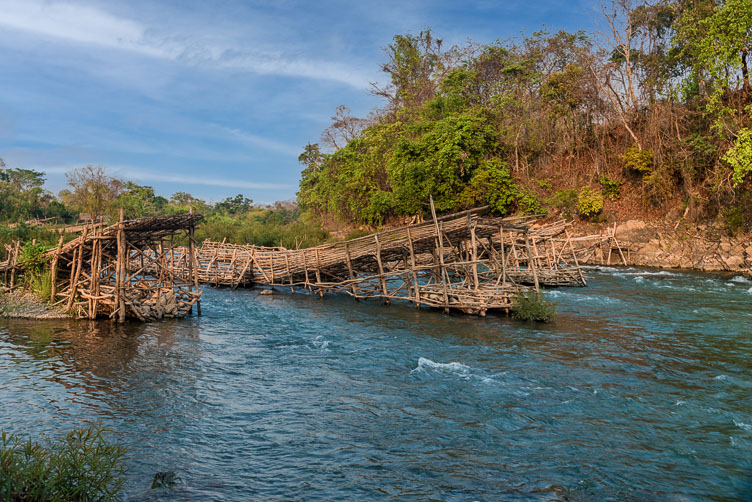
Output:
(1, 266), (751, 500)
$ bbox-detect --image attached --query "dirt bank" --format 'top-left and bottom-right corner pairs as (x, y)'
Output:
(0, 288), (70, 319)
(575, 220), (752, 277)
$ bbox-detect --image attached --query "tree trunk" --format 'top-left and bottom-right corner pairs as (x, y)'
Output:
(742, 48), (750, 95)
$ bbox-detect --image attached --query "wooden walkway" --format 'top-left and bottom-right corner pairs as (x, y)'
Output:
(1, 205), (622, 320)
(2, 211), (203, 322)
(166, 206), (588, 316)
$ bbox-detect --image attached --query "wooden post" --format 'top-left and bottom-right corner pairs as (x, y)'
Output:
(284, 251), (294, 293)
(612, 223), (628, 266)
(344, 243), (358, 297)
(49, 234), (64, 302)
(67, 226), (88, 312)
(565, 228), (586, 286)
(469, 218), (479, 291)
(302, 250), (311, 290)
(9, 241), (20, 290)
(374, 234), (389, 304)
(314, 248), (323, 297)
(117, 210), (126, 323)
(430, 196), (450, 310)
(89, 238), (99, 319)
(524, 233), (540, 293)
(498, 227), (507, 284)
(406, 226), (421, 308)
(188, 207), (201, 315)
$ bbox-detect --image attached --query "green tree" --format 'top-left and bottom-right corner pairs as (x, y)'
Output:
(115, 182), (168, 219)
(61, 166), (123, 221)
(215, 194), (254, 215)
(0, 161), (50, 222)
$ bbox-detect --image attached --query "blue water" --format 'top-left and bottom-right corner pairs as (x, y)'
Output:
(1, 267), (751, 500)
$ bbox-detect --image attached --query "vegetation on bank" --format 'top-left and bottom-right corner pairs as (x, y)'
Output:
(2, 0), (751, 258)
(0, 163), (331, 254)
(0, 424), (126, 501)
(298, 0), (752, 236)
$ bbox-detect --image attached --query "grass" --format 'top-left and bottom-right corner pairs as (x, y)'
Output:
(0, 423), (127, 501)
(513, 291), (556, 322)
(28, 270), (53, 303)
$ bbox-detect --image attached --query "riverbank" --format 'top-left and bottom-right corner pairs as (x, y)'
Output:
(575, 220), (752, 278)
(0, 288), (69, 319)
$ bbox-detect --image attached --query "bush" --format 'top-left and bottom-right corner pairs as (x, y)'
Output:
(723, 128), (752, 187)
(16, 242), (51, 277)
(550, 189), (578, 218)
(599, 175), (622, 201)
(576, 187), (604, 218)
(0, 423), (127, 501)
(513, 291), (556, 322)
(722, 205), (746, 236)
(622, 146), (654, 174)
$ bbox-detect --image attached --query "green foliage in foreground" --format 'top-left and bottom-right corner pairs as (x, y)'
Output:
(0, 423), (127, 501)
(513, 291), (556, 322)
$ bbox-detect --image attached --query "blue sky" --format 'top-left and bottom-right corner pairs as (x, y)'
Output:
(0, 0), (601, 204)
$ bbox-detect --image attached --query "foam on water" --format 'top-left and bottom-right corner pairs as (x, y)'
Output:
(730, 275), (751, 284)
(412, 357), (472, 377)
(733, 420), (752, 432)
(310, 335), (331, 351)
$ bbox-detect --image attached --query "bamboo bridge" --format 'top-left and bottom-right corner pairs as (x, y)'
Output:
(1, 205), (625, 321)
(164, 206), (589, 316)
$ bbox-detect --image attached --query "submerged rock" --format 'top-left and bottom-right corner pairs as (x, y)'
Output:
(152, 471), (179, 489)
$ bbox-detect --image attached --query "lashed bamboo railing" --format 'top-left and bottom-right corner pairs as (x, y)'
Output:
(162, 205), (590, 316)
(0, 211), (205, 322)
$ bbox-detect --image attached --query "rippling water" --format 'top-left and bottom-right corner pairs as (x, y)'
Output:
(1, 267), (751, 500)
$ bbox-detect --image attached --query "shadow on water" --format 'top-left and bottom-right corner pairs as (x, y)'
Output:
(0, 266), (751, 500)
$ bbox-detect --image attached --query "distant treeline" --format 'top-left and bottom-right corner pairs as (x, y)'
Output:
(0, 163), (329, 250)
(297, 0), (752, 234)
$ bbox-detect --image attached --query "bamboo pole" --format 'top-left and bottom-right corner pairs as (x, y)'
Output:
(188, 207), (201, 315)
(344, 242), (359, 297)
(49, 234), (64, 301)
(116, 209), (126, 323)
(429, 196), (450, 310)
(67, 226), (88, 312)
(374, 234), (389, 304)
(406, 226), (421, 308)
(469, 219), (479, 291)
(565, 228), (586, 286)
(314, 248), (323, 297)
(499, 227), (507, 284)
(284, 251), (294, 293)
(524, 233), (540, 293)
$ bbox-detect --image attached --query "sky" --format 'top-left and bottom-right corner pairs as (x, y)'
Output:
(0, 0), (602, 204)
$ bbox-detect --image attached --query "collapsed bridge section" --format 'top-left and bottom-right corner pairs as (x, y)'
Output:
(168, 206), (587, 316)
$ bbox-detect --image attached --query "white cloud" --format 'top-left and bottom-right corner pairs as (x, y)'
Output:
(215, 125), (302, 157)
(0, 0), (167, 57)
(0, 0), (371, 88)
(35, 164), (294, 190)
(119, 167), (294, 191)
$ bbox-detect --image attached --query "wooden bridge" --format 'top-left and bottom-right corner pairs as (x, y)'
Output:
(1, 204), (618, 320)
(164, 206), (588, 316)
(2, 211), (203, 322)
